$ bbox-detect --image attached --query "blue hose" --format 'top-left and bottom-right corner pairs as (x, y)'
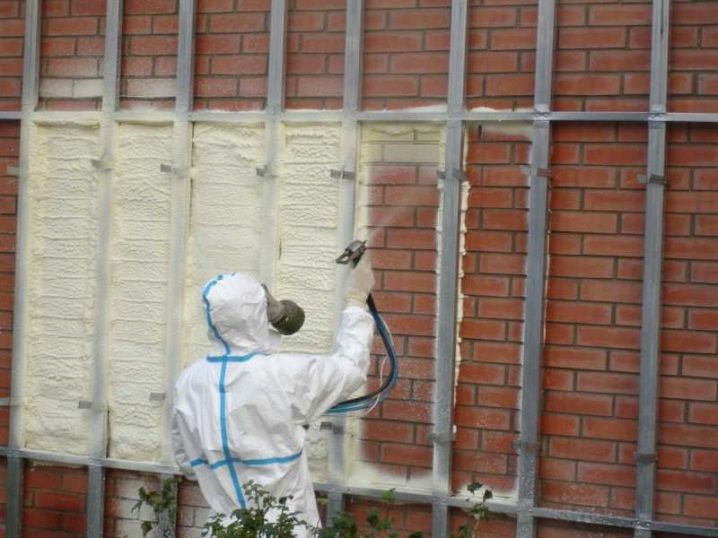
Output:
(327, 294), (399, 414)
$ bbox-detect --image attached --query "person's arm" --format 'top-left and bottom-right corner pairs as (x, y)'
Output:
(274, 305), (375, 424)
(171, 399), (197, 480)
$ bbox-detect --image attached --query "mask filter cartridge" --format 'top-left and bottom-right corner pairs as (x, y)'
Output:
(264, 287), (305, 335)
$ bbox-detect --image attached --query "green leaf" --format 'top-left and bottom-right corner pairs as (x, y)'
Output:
(467, 482), (483, 494)
(141, 520), (153, 537)
(408, 532), (424, 538)
(483, 489), (493, 501)
(382, 489), (396, 504)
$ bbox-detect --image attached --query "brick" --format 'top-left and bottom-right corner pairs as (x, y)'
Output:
(389, 10), (450, 30)
(691, 449), (718, 472)
(657, 469), (717, 494)
(664, 283), (718, 307)
(129, 35), (178, 55)
(490, 28), (535, 50)
(454, 406), (510, 430)
(683, 356), (718, 379)
(540, 458), (576, 481)
(364, 32), (422, 53)
(46, 16), (99, 36)
(688, 402), (718, 425)
(659, 424), (718, 449)
(381, 444), (431, 467)
(34, 492), (85, 513)
(580, 280), (642, 303)
(23, 508), (62, 530)
(584, 417), (636, 442)
(125, 0), (177, 14)
(578, 462), (635, 487)
(662, 329), (716, 354)
(541, 413), (580, 436)
(363, 75), (418, 97)
(589, 50), (650, 72)
(485, 74), (534, 96)
(470, 7), (518, 28)
(558, 27), (626, 49)
(683, 495), (718, 519)
(208, 13), (266, 33)
(582, 235), (643, 257)
(588, 5), (651, 26)
(545, 391), (613, 417)
(541, 481), (609, 508)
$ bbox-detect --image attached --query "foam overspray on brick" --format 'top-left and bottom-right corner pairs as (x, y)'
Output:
(347, 123), (443, 491)
(183, 123), (265, 365)
(108, 123), (174, 461)
(24, 122), (100, 454)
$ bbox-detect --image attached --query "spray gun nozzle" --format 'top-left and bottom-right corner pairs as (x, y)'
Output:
(335, 240), (367, 266)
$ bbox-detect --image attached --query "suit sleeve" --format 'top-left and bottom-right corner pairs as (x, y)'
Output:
(171, 393), (197, 480)
(273, 305), (375, 424)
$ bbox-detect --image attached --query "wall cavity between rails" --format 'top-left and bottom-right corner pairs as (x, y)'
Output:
(20, 121), (451, 490)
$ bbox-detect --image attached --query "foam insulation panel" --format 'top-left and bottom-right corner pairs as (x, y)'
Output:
(275, 123), (342, 354)
(183, 123), (266, 364)
(24, 122), (100, 454)
(107, 123), (174, 461)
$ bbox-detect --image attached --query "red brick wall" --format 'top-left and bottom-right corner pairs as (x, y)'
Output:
(362, 0), (450, 110)
(541, 122), (648, 515)
(23, 464), (87, 537)
(0, 121), (17, 538)
(553, 0), (652, 112)
(668, 1), (718, 113)
(2, 3), (718, 537)
(120, 0), (179, 109)
(466, 0), (536, 111)
(656, 124), (718, 526)
(38, 0), (106, 111)
(285, 0), (345, 110)
(193, 0), (270, 111)
(0, 2), (24, 112)
(455, 125), (530, 495)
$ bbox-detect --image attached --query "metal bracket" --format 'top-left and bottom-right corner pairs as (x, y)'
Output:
(78, 400), (107, 411)
(513, 440), (542, 454)
(520, 166), (552, 179)
(436, 168), (466, 181)
(635, 452), (657, 464)
(149, 392), (166, 403)
(319, 421), (344, 435)
(91, 158), (113, 171)
(638, 173), (665, 185)
(330, 169), (356, 180)
(429, 431), (455, 445)
(256, 164), (275, 178)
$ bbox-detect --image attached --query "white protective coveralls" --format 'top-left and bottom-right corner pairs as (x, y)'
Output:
(171, 272), (374, 534)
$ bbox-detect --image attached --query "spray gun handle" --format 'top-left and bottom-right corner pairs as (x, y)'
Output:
(335, 240), (367, 266)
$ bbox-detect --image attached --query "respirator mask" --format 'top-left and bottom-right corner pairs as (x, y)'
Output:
(263, 286), (305, 335)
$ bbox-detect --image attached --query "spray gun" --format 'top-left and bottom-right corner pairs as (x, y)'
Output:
(328, 240), (399, 414)
(335, 239), (367, 266)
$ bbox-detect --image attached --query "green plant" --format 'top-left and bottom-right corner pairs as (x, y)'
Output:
(203, 482), (310, 538)
(132, 477), (178, 537)
(134, 480), (495, 538)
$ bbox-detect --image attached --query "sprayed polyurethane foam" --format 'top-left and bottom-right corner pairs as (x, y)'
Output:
(183, 123), (266, 364)
(24, 122), (100, 454)
(107, 123), (174, 460)
(275, 123), (342, 354)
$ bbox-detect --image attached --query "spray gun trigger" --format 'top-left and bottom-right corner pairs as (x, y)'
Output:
(335, 240), (367, 265)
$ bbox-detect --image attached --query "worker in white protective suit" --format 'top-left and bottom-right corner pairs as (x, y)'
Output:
(171, 257), (375, 536)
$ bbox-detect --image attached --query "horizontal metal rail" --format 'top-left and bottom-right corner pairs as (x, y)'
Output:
(1, 448), (717, 537)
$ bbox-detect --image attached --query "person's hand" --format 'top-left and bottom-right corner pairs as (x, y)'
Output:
(345, 255), (374, 308)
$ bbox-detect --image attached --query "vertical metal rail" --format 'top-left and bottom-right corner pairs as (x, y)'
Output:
(326, 0), (364, 524)
(85, 1), (123, 535)
(634, 1), (670, 536)
(259, 0), (287, 285)
(161, 1), (196, 535)
(516, 0), (556, 537)
(431, 1), (469, 536)
(6, 1), (41, 536)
